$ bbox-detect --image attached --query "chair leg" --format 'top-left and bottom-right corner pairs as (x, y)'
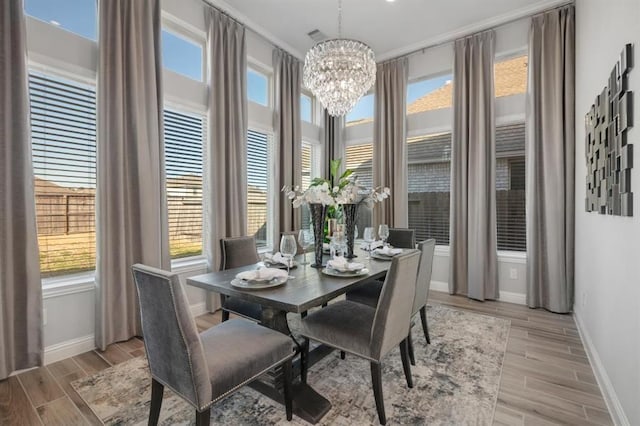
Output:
(221, 309), (230, 322)
(370, 362), (386, 425)
(149, 378), (164, 426)
(420, 306), (430, 344)
(282, 359), (293, 421)
(321, 302), (328, 308)
(340, 350), (345, 360)
(407, 330), (416, 366)
(195, 408), (210, 426)
(300, 338), (309, 383)
(399, 338), (414, 389)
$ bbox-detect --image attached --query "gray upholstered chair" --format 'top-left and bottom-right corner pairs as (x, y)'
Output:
(132, 264), (295, 425)
(298, 251), (421, 425)
(386, 228), (416, 249)
(220, 236), (263, 322)
(346, 240), (436, 363)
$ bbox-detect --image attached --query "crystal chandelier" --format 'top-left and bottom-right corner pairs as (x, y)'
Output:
(303, 0), (376, 117)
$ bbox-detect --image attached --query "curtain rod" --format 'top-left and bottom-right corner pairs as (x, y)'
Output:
(198, 0), (299, 60)
(382, 0), (574, 63)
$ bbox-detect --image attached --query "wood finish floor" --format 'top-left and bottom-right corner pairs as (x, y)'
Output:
(0, 293), (613, 425)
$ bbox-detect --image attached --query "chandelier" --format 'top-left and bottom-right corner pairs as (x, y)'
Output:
(303, 0), (376, 117)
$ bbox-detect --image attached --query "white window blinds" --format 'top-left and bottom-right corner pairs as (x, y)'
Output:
(247, 130), (270, 247)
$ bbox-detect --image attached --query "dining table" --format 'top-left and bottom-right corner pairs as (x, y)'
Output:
(186, 245), (403, 424)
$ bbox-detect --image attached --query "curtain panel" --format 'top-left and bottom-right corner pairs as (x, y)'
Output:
(0, 0), (43, 379)
(526, 5), (575, 313)
(203, 7), (247, 312)
(449, 30), (499, 301)
(96, 0), (169, 350)
(373, 58), (409, 228)
(273, 49), (302, 248)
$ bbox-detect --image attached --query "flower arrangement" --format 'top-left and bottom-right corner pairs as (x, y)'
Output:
(282, 158), (390, 208)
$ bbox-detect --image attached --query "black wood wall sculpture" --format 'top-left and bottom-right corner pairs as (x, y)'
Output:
(585, 43), (634, 216)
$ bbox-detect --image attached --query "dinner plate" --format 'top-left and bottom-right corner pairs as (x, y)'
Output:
(321, 268), (370, 278)
(371, 252), (394, 261)
(262, 260), (298, 269)
(230, 275), (288, 290)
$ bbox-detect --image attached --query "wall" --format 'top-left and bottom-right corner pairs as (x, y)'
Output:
(574, 1), (640, 425)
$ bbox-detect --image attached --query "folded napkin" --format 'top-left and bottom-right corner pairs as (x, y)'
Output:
(236, 268), (288, 283)
(263, 252), (293, 266)
(360, 240), (383, 250)
(327, 256), (364, 272)
(374, 246), (403, 257)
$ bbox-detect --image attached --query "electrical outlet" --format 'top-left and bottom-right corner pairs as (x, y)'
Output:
(509, 268), (518, 279)
(43, 308), (47, 326)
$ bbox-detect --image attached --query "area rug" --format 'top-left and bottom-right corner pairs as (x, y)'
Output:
(71, 305), (509, 425)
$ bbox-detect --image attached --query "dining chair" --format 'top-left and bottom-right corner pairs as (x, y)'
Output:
(132, 264), (295, 425)
(386, 228), (416, 249)
(345, 239), (436, 365)
(298, 251), (421, 425)
(220, 236), (263, 322)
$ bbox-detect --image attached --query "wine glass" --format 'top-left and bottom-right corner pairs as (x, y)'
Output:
(298, 229), (313, 266)
(378, 224), (389, 247)
(280, 234), (297, 278)
(363, 227), (375, 259)
(333, 231), (346, 258)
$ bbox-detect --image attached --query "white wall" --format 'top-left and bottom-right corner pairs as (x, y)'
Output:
(574, 1), (640, 425)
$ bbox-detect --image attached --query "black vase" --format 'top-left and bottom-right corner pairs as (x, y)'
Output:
(342, 203), (359, 258)
(309, 203), (328, 268)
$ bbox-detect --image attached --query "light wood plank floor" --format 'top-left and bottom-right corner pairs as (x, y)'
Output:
(0, 293), (613, 425)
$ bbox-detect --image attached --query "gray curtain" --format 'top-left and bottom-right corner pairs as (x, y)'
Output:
(273, 49), (302, 249)
(526, 6), (575, 313)
(96, 0), (169, 350)
(0, 0), (43, 379)
(449, 30), (498, 301)
(373, 58), (408, 228)
(322, 110), (344, 178)
(204, 8), (247, 311)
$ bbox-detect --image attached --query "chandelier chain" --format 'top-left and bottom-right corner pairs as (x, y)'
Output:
(338, 0), (342, 38)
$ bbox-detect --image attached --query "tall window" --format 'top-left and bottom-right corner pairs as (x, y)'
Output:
(25, 0), (97, 40)
(164, 108), (204, 259)
(247, 69), (269, 106)
(161, 29), (203, 81)
(406, 74), (453, 115)
(30, 72), (96, 277)
(247, 130), (271, 247)
(346, 93), (374, 126)
(496, 123), (526, 251)
(495, 55), (528, 97)
(301, 94), (313, 123)
(407, 132), (452, 245)
(345, 143), (373, 231)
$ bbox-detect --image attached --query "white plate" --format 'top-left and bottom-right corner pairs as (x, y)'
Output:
(230, 276), (288, 290)
(262, 260), (298, 269)
(371, 252), (394, 261)
(321, 268), (370, 278)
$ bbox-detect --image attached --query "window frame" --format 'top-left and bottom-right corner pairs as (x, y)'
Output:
(406, 70), (454, 115)
(300, 91), (315, 124)
(161, 16), (206, 83)
(247, 64), (272, 108)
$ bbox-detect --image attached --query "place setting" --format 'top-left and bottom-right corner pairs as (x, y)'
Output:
(322, 256), (369, 277)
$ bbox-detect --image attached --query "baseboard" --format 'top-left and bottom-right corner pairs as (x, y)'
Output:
(44, 334), (95, 365)
(429, 281), (527, 305)
(574, 311), (630, 426)
(190, 302), (208, 317)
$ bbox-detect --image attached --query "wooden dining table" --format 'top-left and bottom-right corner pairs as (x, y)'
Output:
(186, 246), (400, 424)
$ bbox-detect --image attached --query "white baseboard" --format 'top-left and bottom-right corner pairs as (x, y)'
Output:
(44, 334), (95, 365)
(190, 302), (208, 317)
(430, 280), (527, 305)
(574, 311), (630, 426)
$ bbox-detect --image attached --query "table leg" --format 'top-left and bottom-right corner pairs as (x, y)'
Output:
(249, 306), (332, 424)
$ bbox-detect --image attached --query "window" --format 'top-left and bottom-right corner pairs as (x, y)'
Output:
(301, 142), (320, 230)
(407, 132), (452, 245)
(301, 94), (313, 123)
(345, 143), (373, 231)
(162, 29), (203, 81)
(25, 0), (97, 40)
(30, 72), (96, 277)
(406, 74), (453, 115)
(164, 108), (204, 259)
(247, 130), (271, 247)
(346, 93), (374, 126)
(495, 55), (527, 98)
(248, 69), (269, 106)
(496, 123), (526, 251)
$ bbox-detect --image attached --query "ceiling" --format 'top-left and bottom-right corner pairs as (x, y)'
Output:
(207, 0), (568, 61)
